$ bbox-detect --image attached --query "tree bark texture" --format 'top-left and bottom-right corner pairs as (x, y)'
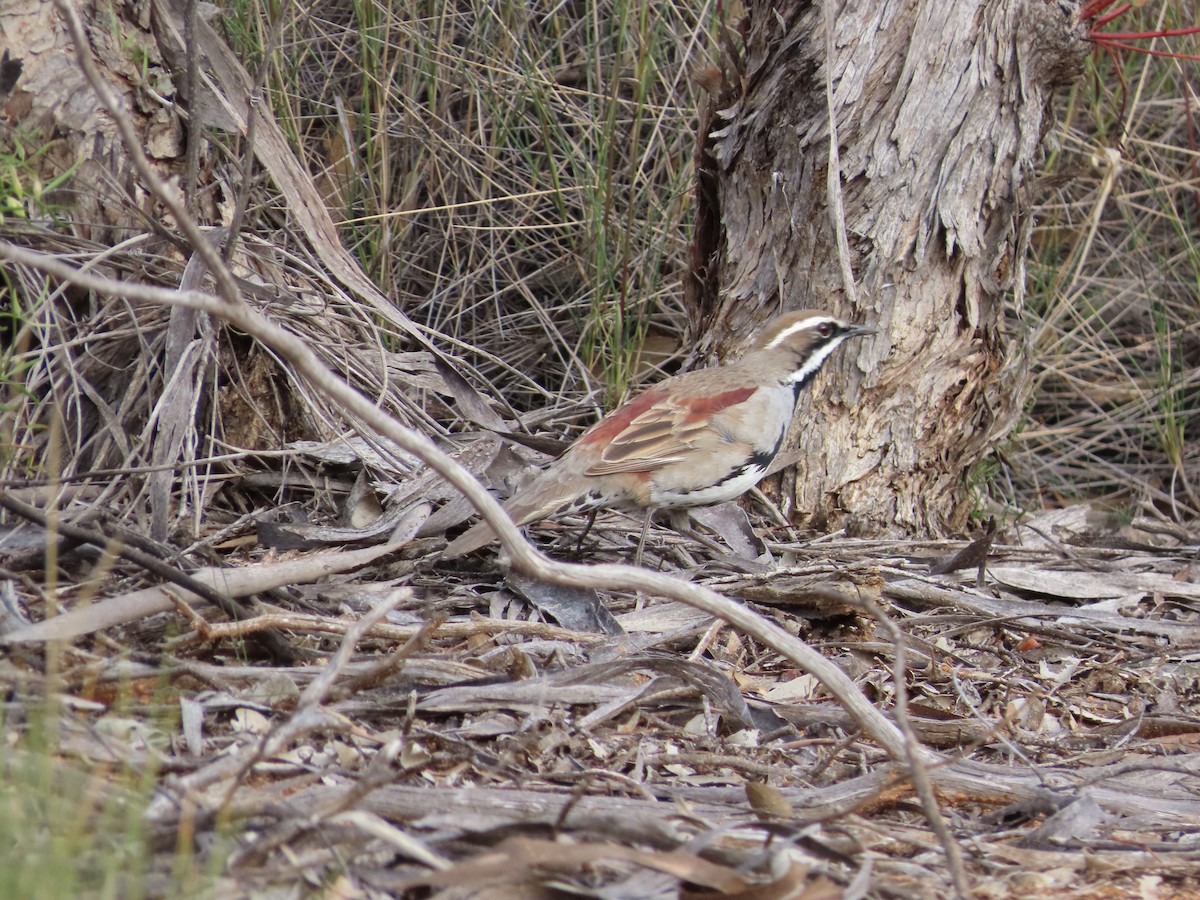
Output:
(1, 0), (186, 242)
(688, 0), (1087, 534)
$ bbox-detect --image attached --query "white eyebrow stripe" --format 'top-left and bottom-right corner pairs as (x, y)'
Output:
(762, 317), (834, 349)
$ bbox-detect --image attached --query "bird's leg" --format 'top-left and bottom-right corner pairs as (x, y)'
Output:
(667, 508), (712, 551)
(574, 509), (599, 555)
(667, 509), (691, 535)
(634, 508), (654, 566)
(668, 508), (744, 558)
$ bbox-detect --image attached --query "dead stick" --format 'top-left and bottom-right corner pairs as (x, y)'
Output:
(0, 490), (295, 664)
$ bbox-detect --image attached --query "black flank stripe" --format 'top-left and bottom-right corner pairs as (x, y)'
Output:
(749, 428), (786, 470)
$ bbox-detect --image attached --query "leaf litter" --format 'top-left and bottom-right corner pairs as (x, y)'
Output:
(4, 460), (1200, 896)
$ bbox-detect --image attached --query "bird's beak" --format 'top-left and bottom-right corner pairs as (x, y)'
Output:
(843, 323), (877, 338)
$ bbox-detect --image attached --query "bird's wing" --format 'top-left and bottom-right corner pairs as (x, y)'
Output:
(582, 385), (757, 476)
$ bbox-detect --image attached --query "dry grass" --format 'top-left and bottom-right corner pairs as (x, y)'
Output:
(0, 0), (714, 536)
(4, 1), (1195, 520)
(0, 228), (450, 537)
(210, 0), (1200, 525)
(1012, 4), (1200, 521)
(224, 0), (709, 417)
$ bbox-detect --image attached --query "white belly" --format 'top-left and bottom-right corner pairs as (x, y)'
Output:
(649, 463), (770, 509)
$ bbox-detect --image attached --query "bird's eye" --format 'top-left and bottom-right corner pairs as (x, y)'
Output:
(817, 321), (834, 337)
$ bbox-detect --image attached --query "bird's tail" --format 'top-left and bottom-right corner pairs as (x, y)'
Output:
(440, 518), (501, 559)
(440, 472), (591, 559)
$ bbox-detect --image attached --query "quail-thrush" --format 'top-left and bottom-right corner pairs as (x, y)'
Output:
(443, 310), (873, 559)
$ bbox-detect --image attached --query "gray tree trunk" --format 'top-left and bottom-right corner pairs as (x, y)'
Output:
(687, 0), (1087, 534)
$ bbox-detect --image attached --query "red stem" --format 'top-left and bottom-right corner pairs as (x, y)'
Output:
(1095, 25), (1200, 40)
(1080, 0), (1120, 20)
(1089, 38), (1200, 61)
(1092, 2), (1132, 28)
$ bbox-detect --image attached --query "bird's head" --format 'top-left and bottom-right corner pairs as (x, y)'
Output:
(750, 310), (875, 386)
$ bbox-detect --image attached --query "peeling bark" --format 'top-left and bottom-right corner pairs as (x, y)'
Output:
(1, 0), (187, 242)
(688, 0), (1087, 534)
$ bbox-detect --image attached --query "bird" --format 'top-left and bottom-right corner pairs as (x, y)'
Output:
(442, 309), (874, 560)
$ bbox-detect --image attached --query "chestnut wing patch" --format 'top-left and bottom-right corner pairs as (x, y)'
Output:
(582, 386), (757, 476)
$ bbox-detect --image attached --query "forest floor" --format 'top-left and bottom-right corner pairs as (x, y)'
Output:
(3, 473), (1199, 898)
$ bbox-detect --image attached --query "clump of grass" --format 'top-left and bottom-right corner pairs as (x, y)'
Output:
(0, 129), (72, 481)
(0, 713), (148, 896)
(1003, 2), (1200, 520)
(0, 681), (225, 898)
(216, 0), (712, 413)
(0, 271), (46, 478)
(0, 128), (77, 227)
